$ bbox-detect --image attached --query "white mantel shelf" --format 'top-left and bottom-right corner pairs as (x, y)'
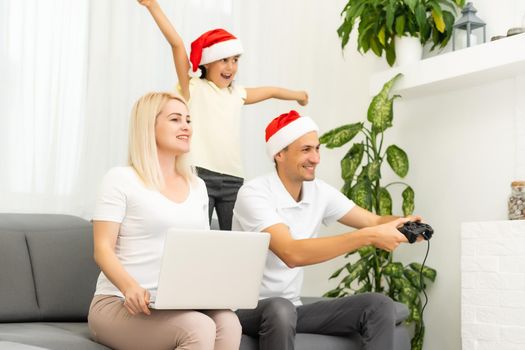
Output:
(370, 33), (525, 98)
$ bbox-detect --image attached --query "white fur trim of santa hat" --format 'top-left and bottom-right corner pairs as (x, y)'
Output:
(266, 116), (319, 158)
(200, 39), (244, 66)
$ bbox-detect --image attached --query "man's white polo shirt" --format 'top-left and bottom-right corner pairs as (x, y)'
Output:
(232, 172), (355, 305)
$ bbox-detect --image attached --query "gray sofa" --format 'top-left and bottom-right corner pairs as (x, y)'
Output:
(0, 213), (411, 350)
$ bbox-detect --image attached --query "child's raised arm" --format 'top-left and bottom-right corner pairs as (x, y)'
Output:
(245, 87), (309, 106)
(139, 0), (191, 100)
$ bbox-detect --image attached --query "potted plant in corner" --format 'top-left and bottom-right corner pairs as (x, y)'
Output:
(337, 0), (466, 66)
(319, 73), (436, 350)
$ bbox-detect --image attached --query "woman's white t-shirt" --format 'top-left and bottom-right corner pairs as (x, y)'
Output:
(92, 166), (209, 300)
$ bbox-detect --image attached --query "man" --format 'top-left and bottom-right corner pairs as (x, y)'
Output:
(232, 110), (423, 350)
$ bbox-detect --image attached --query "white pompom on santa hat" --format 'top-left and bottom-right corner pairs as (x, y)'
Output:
(265, 110), (319, 158)
(190, 29), (244, 73)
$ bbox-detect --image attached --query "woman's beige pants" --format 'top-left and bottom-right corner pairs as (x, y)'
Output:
(88, 295), (241, 350)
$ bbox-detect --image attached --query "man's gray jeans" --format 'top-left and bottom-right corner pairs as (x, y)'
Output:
(236, 293), (396, 350)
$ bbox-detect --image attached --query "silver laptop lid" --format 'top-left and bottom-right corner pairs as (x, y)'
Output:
(152, 229), (270, 310)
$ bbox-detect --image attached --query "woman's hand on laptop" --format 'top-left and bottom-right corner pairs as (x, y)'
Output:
(123, 284), (151, 316)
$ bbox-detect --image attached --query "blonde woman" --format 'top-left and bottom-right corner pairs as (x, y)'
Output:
(88, 92), (241, 350)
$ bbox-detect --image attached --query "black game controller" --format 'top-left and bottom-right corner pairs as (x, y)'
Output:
(398, 221), (433, 243)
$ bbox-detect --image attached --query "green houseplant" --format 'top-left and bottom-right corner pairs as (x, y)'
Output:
(337, 0), (466, 66)
(319, 73), (436, 350)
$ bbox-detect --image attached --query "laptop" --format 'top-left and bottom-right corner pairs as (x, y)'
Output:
(150, 229), (270, 310)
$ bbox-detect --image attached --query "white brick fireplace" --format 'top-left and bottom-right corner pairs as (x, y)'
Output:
(461, 221), (525, 350)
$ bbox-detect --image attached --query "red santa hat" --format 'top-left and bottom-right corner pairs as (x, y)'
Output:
(189, 29), (244, 72)
(265, 110), (319, 158)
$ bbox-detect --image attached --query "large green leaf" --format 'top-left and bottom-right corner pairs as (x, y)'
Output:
(437, 0), (459, 13)
(368, 73), (402, 132)
(395, 275), (414, 291)
(409, 302), (422, 323)
(396, 275), (416, 291)
(356, 165), (367, 182)
(396, 284), (420, 310)
(356, 282), (373, 294)
(337, 1), (367, 50)
(366, 159), (381, 182)
(385, 2), (395, 32)
(433, 10), (455, 49)
(400, 284), (419, 302)
(383, 262), (404, 278)
(431, 19), (441, 47)
(369, 36), (383, 57)
(419, 19), (431, 43)
(443, 10), (455, 35)
(358, 263), (371, 284)
(415, 3), (427, 33)
(390, 276), (404, 291)
(342, 180), (353, 198)
(342, 259), (368, 287)
(397, 289), (416, 309)
(385, 41), (396, 67)
(378, 26), (386, 46)
(358, 245), (376, 258)
(403, 0), (418, 13)
(337, 20), (353, 50)
(402, 186), (415, 216)
(320, 122), (363, 149)
(395, 15), (406, 36)
(329, 264), (347, 280)
(404, 269), (422, 290)
(386, 145), (409, 177)
(378, 249), (390, 261)
(340, 143), (364, 181)
(350, 178), (374, 211)
(357, 18), (377, 53)
(410, 263), (437, 282)
(431, 6), (446, 33)
(337, 2), (356, 49)
(412, 333), (424, 350)
(378, 187), (393, 215)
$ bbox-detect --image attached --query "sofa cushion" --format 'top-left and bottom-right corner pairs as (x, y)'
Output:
(27, 227), (99, 321)
(0, 214), (99, 322)
(240, 332), (360, 350)
(0, 341), (50, 350)
(0, 323), (109, 350)
(0, 229), (40, 321)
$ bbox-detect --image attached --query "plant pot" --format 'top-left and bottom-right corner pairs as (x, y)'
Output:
(394, 36), (423, 66)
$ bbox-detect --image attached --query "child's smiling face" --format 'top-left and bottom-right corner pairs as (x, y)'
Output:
(204, 55), (240, 88)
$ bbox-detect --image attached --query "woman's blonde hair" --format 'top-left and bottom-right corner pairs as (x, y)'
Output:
(128, 91), (194, 190)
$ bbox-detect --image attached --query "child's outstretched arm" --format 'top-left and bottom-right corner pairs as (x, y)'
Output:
(245, 87), (308, 106)
(139, 0), (191, 100)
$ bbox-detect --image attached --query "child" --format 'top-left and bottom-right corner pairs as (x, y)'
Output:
(139, 0), (308, 230)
